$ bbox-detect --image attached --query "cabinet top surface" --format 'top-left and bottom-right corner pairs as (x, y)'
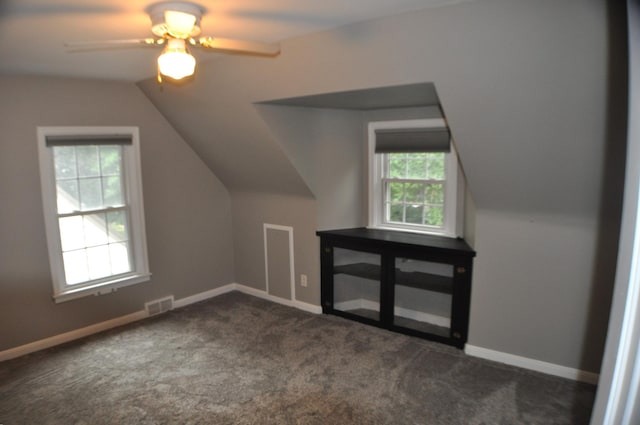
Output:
(316, 227), (476, 256)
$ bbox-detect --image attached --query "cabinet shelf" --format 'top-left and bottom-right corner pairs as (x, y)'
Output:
(333, 263), (453, 295)
(333, 263), (380, 281)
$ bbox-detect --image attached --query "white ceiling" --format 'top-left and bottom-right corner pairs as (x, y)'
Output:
(0, 0), (471, 82)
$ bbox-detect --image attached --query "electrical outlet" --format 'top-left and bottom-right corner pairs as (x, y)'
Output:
(300, 274), (308, 287)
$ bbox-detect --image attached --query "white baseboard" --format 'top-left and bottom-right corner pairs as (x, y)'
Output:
(172, 284), (236, 309)
(0, 283), (322, 362)
(333, 300), (598, 384)
(394, 305), (450, 328)
(171, 282), (323, 314)
(465, 344), (600, 385)
(333, 299), (364, 312)
(3, 287), (598, 385)
(233, 283), (322, 314)
(0, 310), (149, 362)
(334, 298), (450, 328)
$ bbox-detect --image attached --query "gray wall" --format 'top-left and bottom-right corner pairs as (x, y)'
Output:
(256, 105), (365, 230)
(0, 75), (234, 351)
(257, 105), (446, 231)
(231, 191), (319, 305)
(137, 0), (623, 373)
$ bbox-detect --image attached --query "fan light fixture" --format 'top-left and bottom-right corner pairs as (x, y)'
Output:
(149, 2), (202, 80)
(157, 38), (196, 80)
(65, 2), (281, 84)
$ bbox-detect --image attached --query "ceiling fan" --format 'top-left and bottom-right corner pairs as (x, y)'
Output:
(66, 1), (281, 82)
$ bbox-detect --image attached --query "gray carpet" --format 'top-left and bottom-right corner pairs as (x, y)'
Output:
(0, 292), (596, 424)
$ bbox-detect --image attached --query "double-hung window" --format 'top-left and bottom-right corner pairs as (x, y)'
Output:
(368, 119), (460, 237)
(37, 127), (151, 302)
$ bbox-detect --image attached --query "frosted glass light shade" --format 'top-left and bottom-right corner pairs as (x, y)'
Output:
(157, 39), (196, 80)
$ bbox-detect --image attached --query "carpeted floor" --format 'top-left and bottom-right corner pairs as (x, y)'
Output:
(0, 291), (596, 424)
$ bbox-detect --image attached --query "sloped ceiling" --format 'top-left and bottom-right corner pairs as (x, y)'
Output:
(138, 0), (615, 217)
(259, 83), (440, 110)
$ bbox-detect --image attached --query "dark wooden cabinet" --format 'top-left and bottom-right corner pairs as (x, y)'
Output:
(317, 227), (476, 349)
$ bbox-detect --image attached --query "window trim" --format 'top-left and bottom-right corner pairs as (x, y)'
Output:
(368, 119), (459, 238)
(37, 126), (151, 303)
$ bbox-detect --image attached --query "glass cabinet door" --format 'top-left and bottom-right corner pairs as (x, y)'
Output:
(393, 257), (453, 337)
(332, 247), (381, 321)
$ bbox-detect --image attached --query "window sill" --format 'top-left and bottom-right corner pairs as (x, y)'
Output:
(368, 224), (455, 239)
(53, 273), (152, 303)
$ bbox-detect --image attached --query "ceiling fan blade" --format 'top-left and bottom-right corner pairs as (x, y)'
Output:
(64, 38), (161, 51)
(197, 37), (280, 56)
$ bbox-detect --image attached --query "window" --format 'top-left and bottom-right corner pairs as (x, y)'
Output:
(37, 127), (150, 302)
(368, 119), (460, 237)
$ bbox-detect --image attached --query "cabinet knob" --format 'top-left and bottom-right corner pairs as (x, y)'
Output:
(456, 267), (466, 274)
(453, 332), (462, 339)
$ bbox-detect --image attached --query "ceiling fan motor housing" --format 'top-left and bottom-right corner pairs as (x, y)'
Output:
(148, 1), (204, 38)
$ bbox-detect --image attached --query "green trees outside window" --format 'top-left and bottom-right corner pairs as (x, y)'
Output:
(384, 152), (445, 228)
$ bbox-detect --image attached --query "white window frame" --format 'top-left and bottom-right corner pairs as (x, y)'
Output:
(368, 119), (460, 238)
(37, 126), (151, 303)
